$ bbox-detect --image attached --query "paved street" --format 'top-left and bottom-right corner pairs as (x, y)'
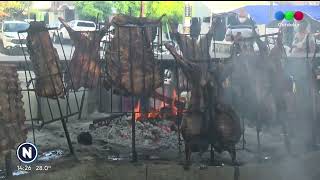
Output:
(0, 43), (74, 61)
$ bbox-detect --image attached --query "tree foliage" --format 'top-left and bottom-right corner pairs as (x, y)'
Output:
(0, 1), (28, 20)
(75, 1), (113, 21)
(145, 1), (184, 24)
(112, 1), (141, 17)
(74, 1), (184, 24)
(112, 1), (184, 24)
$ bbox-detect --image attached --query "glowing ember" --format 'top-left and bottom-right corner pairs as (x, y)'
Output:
(147, 108), (159, 119)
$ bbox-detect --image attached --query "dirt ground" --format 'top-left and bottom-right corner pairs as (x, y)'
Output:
(8, 150), (320, 180)
(2, 112), (320, 180)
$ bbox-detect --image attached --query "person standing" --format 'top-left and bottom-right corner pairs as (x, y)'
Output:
(291, 20), (316, 57)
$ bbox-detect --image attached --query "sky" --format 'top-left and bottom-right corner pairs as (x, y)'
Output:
(200, 1), (272, 14)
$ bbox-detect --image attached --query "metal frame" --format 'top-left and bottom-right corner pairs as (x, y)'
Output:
(17, 22), (84, 155)
(9, 16), (319, 166)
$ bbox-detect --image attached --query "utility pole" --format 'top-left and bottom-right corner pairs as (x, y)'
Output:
(184, 2), (192, 34)
(140, 1), (145, 17)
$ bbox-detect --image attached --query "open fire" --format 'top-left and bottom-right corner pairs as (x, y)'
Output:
(134, 89), (184, 121)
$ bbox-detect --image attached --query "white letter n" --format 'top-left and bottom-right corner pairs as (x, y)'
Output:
(22, 147), (32, 159)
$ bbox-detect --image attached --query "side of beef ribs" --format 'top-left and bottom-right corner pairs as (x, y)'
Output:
(58, 17), (110, 90)
(26, 21), (65, 98)
(104, 15), (165, 96)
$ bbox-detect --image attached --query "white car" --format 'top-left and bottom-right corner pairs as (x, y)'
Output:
(53, 20), (96, 43)
(0, 21), (29, 53)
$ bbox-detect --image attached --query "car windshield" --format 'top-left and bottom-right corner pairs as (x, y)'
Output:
(3, 23), (29, 32)
(77, 22), (95, 27)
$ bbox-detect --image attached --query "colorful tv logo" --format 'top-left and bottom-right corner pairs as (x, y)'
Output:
(275, 11), (304, 21)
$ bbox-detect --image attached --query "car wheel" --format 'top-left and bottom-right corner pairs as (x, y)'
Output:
(0, 41), (9, 55)
(0, 40), (4, 53)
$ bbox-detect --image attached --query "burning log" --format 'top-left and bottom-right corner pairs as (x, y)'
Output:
(26, 21), (64, 98)
(133, 89), (186, 121)
(104, 14), (165, 96)
(58, 17), (110, 90)
(0, 65), (27, 156)
(153, 91), (185, 110)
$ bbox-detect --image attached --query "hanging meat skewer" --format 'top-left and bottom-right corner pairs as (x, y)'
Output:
(58, 17), (110, 91)
(26, 21), (65, 98)
(104, 14), (165, 96)
(165, 40), (241, 169)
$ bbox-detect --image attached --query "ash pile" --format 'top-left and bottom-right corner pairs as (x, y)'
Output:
(92, 116), (180, 152)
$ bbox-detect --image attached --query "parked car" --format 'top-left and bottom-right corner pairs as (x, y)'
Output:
(52, 20), (96, 43)
(0, 20), (29, 54)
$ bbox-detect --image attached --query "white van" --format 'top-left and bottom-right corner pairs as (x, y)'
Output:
(55, 20), (96, 43)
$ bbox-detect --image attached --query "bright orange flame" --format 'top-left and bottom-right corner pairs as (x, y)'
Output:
(172, 89), (178, 116)
(134, 100), (142, 121)
(134, 90), (184, 121)
(160, 100), (166, 109)
(147, 109), (159, 119)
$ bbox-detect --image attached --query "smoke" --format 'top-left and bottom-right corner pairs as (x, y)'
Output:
(218, 36), (319, 164)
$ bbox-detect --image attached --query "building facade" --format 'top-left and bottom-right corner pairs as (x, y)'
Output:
(30, 1), (75, 24)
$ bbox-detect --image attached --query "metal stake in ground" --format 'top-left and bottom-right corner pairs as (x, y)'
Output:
(5, 151), (12, 178)
(131, 111), (138, 162)
(128, 20), (137, 162)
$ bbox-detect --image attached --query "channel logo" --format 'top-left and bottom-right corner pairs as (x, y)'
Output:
(16, 142), (38, 164)
(275, 11), (304, 21)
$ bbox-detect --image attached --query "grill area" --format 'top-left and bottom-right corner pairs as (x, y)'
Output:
(0, 13), (320, 180)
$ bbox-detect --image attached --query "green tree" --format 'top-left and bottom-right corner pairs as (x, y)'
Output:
(0, 1), (28, 20)
(75, 1), (113, 21)
(110, 1), (184, 35)
(112, 1), (141, 17)
(112, 1), (184, 24)
(145, 1), (184, 24)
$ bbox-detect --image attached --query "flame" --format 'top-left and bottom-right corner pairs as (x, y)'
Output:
(133, 89), (184, 121)
(134, 100), (142, 121)
(147, 107), (159, 119)
(172, 89), (178, 116)
(148, 101), (167, 119)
